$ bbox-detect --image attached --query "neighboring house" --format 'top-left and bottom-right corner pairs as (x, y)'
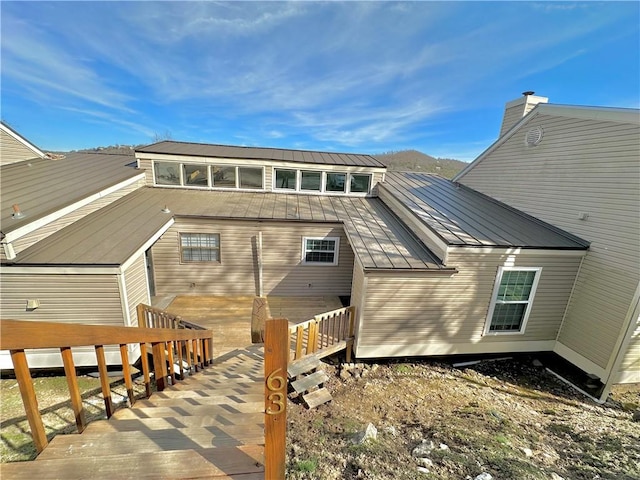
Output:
(454, 92), (640, 398)
(1, 95), (637, 400)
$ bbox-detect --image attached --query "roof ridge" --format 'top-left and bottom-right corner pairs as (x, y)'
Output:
(136, 139), (376, 158)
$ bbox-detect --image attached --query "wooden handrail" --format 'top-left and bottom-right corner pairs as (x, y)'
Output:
(0, 318), (214, 455)
(289, 306), (355, 362)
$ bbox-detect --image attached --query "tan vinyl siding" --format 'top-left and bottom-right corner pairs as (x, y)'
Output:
(151, 219), (354, 297)
(0, 271), (124, 368)
(123, 254), (150, 327)
(8, 178), (145, 256)
(355, 249), (581, 357)
(139, 158), (154, 184)
(0, 129), (39, 165)
(460, 114), (640, 372)
(500, 104), (526, 137)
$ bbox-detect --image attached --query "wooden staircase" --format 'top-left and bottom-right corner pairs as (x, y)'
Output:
(1, 346), (266, 479)
(288, 354), (332, 409)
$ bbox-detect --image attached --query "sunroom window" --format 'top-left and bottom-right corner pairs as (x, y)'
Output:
(238, 167), (264, 189)
(302, 237), (339, 265)
(300, 171), (322, 191)
(212, 166), (236, 188)
(180, 233), (220, 263)
(275, 168), (297, 190)
(183, 164), (208, 187)
(326, 173), (346, 193)
(350, 174), (371, 193)
(155, 162), (180, 185)
(485, 267), (541, 334)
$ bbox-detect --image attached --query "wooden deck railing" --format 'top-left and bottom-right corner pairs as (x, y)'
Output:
(289, 306), (355, 362)
(136, 304), (213, 384)
(0, 318), (213, 454)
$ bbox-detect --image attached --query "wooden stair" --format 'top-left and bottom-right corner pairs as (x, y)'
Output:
(287, 353), (332, 409)
(0, 345), (266, 479)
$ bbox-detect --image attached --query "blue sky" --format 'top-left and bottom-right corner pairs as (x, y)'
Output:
(1, 2), (638, 161)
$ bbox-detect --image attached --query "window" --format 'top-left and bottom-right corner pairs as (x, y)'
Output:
(300, 170), (322, 191)
(326, 172), (346, 192)
(180, 233), (220, 263)
(350, 174), (371, 193)
(212, 166), (236, 188)
(238, 167), (264, 189)
(302, 237), (339, 265)
(274, 168), (297, 190)
(183, 164), (208, 187)
(154, 162), (180, 185)
(485, 267), (541, 334)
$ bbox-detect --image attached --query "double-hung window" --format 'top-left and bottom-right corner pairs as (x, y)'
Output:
(485, 267), (541, 334)
(180, 233), (220, 263)
(302, 237), (339, 265)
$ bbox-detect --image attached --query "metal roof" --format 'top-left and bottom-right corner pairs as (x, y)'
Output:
(381, 171), (589, 249)
(1, 152), (142, 236)
(136, 141), (386, 168)
(10, 187), (448, 271)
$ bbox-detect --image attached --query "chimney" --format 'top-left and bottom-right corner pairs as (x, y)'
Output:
(499, 91), (548, 137)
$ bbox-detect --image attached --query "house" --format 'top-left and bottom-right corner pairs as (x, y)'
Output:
(453, 92), (640, 398)
(1, 95), (637, 400)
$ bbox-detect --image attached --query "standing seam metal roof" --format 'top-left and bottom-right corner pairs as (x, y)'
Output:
(135, 141), (386, 168)
(10, 187), (447, 271)
(382, 172), (589, 249)
(1, 152), (142, 236)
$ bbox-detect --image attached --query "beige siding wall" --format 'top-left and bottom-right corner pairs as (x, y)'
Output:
(0, 271), (125, 368)
(0, 129), (40, 165)
(123, 254), (150, 327)
(459, 115), (640, 374)
(151, 219), (354, 297)
(500, 104), (526, 137)
(4, 178), (146, 259)
(355, 249), (582, 358)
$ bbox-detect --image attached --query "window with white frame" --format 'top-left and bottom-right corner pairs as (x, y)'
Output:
(350, 174), (371, 193)
(180, 233), (220, 263)
(485, 267), (541, 334)
(302, 237), (339, 265)
(274, 168), (297, 190)
(238, 167), (264, 189)
(155, 162), (181, 185)
(183, 164), (208, 187)
(326, 172), (347, 193)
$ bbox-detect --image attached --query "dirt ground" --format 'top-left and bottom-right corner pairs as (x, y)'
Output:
(286, 355), (640, 480)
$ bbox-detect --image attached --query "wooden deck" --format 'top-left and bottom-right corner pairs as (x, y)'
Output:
(1, 345), (266, 479)
(157, 295), (344, 358)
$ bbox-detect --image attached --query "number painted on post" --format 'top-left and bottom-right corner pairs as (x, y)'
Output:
(266, 368), (285, 415)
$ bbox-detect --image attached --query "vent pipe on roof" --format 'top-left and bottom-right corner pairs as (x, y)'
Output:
(11, 204), (26, 219)
(499, 91), (548, 137)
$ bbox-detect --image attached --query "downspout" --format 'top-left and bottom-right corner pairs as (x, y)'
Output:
(257, 231), (264, 297)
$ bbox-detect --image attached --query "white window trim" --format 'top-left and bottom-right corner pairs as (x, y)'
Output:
(271, 167), (371, 195)
(179, 232), (221, 264)
(153, 161), (265, 191)
(483, 266), (542, 335)
(301, 236), (340, 266)
(273, 167), (299, 192)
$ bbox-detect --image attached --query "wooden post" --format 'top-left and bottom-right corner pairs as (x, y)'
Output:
(10, 349), (48, 453)
(137, 304), (147, 328)
(167, 341), (176, 385)
(251, 296), (269, 344)
(295, 325), (304, 360)
(139, 343), (152, 397)
(61, 347), (86, 432)
(177, 340), (185, 379)
(95, 345), (113, 418)
(184, 339), (193, 373)
(119, 344), (135, 406)
(151, 342), (168, 391)
(264, 318), (288, 480)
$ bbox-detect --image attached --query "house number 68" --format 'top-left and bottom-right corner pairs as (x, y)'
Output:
(266, 368), (285, 415)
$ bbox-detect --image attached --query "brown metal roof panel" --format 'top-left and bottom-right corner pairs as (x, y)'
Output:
(383, 172), (589, 249)
(1, 152), (141, 236)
